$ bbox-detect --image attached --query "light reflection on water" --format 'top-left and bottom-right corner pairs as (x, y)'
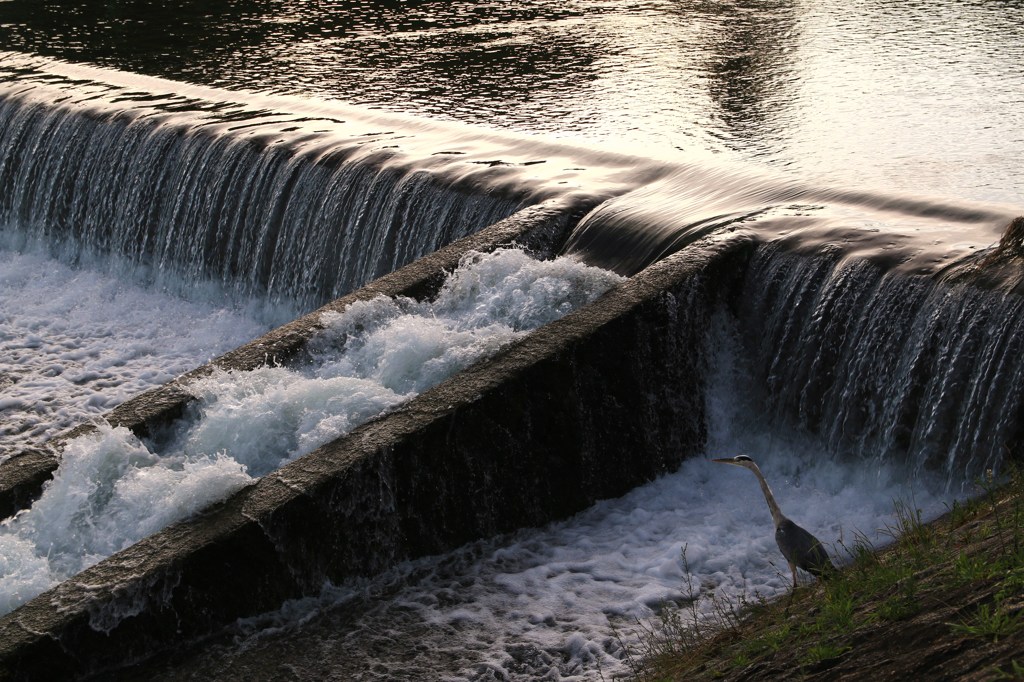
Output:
(0, 0), (1021, 202)
(1, 2), (1022, 679)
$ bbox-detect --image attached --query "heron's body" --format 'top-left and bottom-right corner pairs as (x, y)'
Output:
(776, 518), (833, 580)
(712, 455), (835, 587)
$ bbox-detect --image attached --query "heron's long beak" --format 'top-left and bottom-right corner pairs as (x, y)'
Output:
(711, 457), (737, 464)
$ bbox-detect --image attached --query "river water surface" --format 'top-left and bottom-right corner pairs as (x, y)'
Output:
(1, 2), (1022, 680)
(0, 0), (1021, 203)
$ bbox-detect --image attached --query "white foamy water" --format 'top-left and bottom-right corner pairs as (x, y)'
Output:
(0, 246), (276, 460)
(209, 315), (963, 682)
(0, 249), (624, 616)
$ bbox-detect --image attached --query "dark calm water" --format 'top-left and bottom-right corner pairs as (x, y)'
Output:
(1, 0), (1022, 204)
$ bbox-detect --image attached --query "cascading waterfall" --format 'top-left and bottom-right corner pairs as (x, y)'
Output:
(0, 88), (530, 313)
(118, 293), (961, 682)
(1, 48), (1022, 682)
(0, 3), (1022, 677)
(558, 164), (1024, 484)
(0, 54), (633, 460)
(125, 235), (1021, 680)
(737, 243), (1024, 483)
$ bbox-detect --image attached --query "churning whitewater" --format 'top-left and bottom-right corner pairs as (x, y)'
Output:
(0, 249), (623, 616)
(0, 245), (276, 461)
(164, 313), (960, 682)
(1, 10), (1022, 677)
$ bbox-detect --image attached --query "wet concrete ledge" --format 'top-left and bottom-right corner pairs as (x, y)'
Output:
(0, 232), (753, 681)
(0, 198), (591, 521)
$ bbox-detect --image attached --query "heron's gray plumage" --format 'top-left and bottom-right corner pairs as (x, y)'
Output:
(712, 455), (835, 587)
(776, 518), (833, 579)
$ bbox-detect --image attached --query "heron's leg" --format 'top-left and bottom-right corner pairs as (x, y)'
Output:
(785, 562), (798, 610)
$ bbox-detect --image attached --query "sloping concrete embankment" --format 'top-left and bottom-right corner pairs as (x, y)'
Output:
(0, 200), (585, 520)
(0, 205), (753, 680)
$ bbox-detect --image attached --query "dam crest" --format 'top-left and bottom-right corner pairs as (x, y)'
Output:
(0, 55), (1022, 680)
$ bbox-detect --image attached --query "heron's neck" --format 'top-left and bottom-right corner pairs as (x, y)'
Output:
(749, 464), (786, 527)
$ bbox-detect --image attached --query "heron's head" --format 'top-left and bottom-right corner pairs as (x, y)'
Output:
(711, 455), (758, 470)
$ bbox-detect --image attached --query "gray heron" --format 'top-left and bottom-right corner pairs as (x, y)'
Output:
(712, 455), (835, 588)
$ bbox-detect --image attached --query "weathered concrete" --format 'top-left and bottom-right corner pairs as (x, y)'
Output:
(0, 198), (593, 521)
(0, 232), (753, 681)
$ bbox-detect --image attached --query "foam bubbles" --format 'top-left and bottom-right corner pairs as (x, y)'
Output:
(0, 425), (253, 611)
(224, 435), (955, 681)
(179, 367), (407, 474)
(0, 246), (273, 460)
(0, 535), (56, 616)
(0, 248), (624, 616)
(207, 312), (963, 681)
(423, 443), (954, 680)
(164, 249), (624, 477)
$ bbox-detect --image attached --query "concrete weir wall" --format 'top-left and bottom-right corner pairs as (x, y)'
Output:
(0, 199), (587, 520)
(0, 214), (750, 681)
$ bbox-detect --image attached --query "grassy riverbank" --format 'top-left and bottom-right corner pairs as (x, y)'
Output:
(624, 467), (1024, 681)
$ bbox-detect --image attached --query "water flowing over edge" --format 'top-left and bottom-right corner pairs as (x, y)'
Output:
(146, 301), (961, 682)
(7, 52), (1017, 306)
(0, 248), (623, 617)
(0, 50), (1022, 681)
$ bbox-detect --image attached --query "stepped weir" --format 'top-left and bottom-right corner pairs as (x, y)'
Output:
(0, 55), (1022, 680)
